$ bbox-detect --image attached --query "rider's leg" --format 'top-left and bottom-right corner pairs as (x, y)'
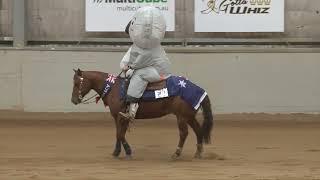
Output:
(139, 66), (163, 82)
(119, 67), (161, 120)
(119, 74), (147, 120)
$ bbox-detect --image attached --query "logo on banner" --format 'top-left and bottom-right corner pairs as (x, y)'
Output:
(93, 0), (168, 3)
(201, 0), (271, 15)
(250, 0), (271, 5)
(86, 0), (175, 31)
(91, 0), (169, 11)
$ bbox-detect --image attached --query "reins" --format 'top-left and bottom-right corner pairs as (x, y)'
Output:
(79, 94), (100, 104)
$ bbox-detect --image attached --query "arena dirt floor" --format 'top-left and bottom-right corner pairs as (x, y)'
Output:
(0, 111), (320, 180)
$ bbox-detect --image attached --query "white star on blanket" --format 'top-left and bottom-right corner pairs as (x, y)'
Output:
(178, 80), (187, 88)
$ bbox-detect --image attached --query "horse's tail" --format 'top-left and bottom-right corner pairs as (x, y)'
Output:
(201, 95), (214, 144)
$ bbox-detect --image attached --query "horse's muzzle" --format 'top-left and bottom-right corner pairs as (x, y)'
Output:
(71, 97), (80, 105)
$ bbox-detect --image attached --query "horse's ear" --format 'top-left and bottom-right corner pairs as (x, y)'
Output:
(76, 68), (82, 76)
(73, 69), (77, 73)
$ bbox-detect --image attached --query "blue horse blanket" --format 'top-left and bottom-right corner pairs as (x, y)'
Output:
(120, 76), (207, 110)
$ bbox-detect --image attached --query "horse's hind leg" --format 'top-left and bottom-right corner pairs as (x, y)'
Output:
(172, 116), (188, 159)
(188, 118), (204, 159)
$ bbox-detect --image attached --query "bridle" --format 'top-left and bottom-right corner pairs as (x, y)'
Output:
(75, 70), (126, 105)
(78, 77), (84, 101)
(76, 75), (98, 104)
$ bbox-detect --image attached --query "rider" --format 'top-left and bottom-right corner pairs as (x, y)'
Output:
(119, 6), (171, 121)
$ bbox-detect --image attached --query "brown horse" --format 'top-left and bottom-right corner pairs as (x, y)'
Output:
(71, 69), (213, 159)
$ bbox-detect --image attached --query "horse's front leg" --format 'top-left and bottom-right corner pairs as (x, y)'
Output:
(114, 115), (132, 158)
(119, 117), (132, 159)
(113, 139), (122, 157)
(112, 117), (122, 157)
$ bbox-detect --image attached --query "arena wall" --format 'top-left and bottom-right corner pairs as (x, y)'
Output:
(1, 48), (319, 113)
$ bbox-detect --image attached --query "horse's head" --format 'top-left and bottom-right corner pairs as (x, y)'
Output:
(71, 69), (92, 105)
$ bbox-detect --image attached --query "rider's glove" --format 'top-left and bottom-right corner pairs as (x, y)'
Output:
(126, 69), (134, 78)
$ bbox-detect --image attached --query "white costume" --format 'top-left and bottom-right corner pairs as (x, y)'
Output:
(119, 6), (171, 120)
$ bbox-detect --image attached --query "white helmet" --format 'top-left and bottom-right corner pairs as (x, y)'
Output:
(129, 6), (166, 49)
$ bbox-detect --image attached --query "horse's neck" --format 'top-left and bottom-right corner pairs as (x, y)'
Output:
(86, 71), (108, 96)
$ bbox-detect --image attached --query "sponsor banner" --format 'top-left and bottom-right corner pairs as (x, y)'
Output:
(86, 0), (175, 32)
(195, 0), (284, 32)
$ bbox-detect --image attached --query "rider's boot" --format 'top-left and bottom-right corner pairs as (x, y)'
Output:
(119, 103), (139, 121)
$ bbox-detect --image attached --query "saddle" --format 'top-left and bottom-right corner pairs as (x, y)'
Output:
(146, 80), (166, 91)
(120, 78), (167, 102)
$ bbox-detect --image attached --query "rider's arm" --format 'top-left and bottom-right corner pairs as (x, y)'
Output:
(129, 52), (152, 70)
(120, 47), (132, 70)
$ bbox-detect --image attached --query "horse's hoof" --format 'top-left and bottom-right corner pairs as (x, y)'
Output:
(112, 155), (120, 159)
(194, 153), (202, 159)
(171, 153), (180, 160)
(112, 151), (121, 157)
(125, 155), (133, 160)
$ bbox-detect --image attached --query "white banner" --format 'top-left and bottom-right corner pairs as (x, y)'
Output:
(195, 0), (284, 32)
(86, 0), (175, 32)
